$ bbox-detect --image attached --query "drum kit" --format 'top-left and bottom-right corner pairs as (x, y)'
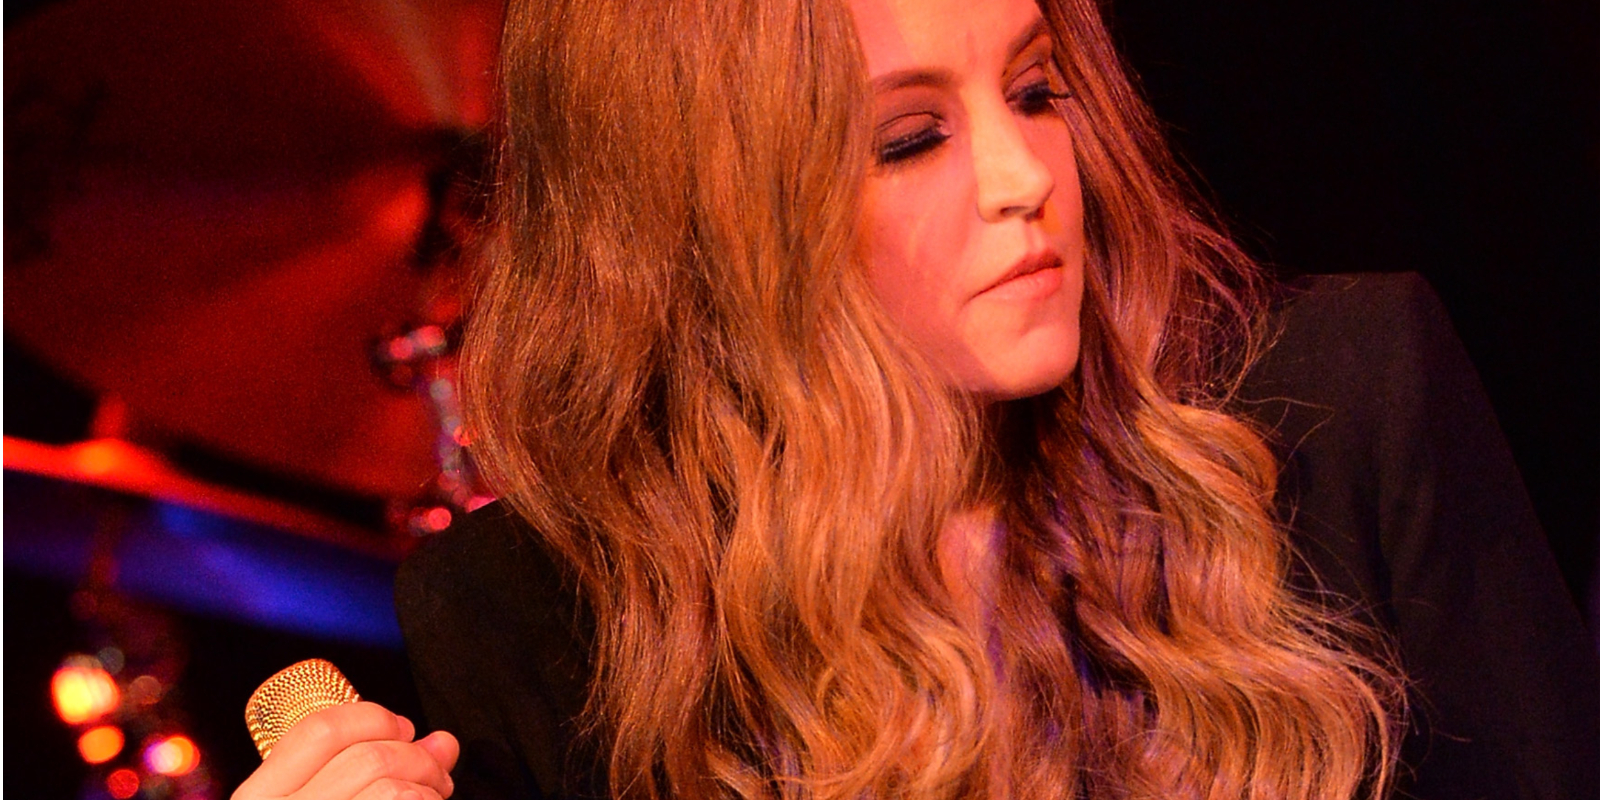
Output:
(6, 1), (508, 791)
(4, 0), (512, 651)
(5, 0), (504, 560)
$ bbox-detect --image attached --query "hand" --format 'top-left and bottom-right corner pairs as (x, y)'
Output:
(232, 702), (459, 800)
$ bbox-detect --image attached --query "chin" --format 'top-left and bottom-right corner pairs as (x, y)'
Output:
(965, 340), (1081, 401)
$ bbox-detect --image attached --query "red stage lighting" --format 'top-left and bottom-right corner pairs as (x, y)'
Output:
(106, 768), (140, 800)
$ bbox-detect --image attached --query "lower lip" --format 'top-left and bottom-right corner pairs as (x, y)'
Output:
(981, 265), (1064, 301)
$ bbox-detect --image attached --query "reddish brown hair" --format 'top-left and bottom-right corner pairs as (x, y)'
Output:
(462, 0), (1404, 797)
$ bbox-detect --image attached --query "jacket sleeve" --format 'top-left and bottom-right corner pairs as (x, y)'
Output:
(1244, 272), (1600, 799)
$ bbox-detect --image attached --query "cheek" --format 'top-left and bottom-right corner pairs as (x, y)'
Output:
(860, 206), (921, 317)
(864, 192), (947, 339)
(859, 168), (973, 348)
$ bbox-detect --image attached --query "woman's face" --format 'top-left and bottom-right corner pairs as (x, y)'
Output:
(852, 0), (1086, 399)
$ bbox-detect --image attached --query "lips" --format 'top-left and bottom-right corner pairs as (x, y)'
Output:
(980, 250), (1063, 295)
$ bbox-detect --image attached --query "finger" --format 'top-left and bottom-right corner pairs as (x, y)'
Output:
(414, 731), (460, 774)
(350, 778), (445, 800)
(296, 740), (454, 800)
(240, 702), (412, 796)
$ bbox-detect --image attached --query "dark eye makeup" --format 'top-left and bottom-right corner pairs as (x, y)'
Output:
(871, 64), (1072, 168)
(1010, 80), (1072, 115)
(876, 122), (952, 166)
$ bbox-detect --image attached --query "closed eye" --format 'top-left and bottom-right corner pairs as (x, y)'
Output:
(1009, 80), (1071, 116)
(875, 115), (951, 166)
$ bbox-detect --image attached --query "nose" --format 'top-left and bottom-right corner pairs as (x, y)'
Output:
(971, 106), (1055, 223)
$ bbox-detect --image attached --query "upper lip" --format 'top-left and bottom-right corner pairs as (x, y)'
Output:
(980, 249), (1062, 294)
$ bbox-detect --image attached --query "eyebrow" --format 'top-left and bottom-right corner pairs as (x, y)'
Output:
(868, 17), (1052, 94)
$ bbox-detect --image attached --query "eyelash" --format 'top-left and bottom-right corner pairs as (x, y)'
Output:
(874, 80), (1073, 167)
(1012, 81), (1072, 116)
(876, 126), (950, 165)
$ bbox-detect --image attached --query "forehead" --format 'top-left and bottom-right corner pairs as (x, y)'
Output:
(849, 0), (1046, 78)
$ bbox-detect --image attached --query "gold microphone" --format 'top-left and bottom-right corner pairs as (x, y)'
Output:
(244, 659), (361, 759)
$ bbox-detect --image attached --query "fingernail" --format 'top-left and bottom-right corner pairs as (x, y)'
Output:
(398, 715), (416, 739)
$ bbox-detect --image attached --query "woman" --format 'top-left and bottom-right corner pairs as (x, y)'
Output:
(233, 0), (1600, 797)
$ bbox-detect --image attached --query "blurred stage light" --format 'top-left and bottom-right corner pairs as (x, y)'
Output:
(127, 675), (164, 706)
(52, 657), (120, 724)
(78, 725), (126, 764)
(425, 507), (452, 531)
(144, 734), (200, 776)
(105, 768), (140, 800)
(96, 647), (126, 675)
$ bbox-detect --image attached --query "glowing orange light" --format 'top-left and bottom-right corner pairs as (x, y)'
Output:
(144, 735), (200, 776)
(106, 768), (140, 799)
(78, 443), (123, 477)
(78, 725), (125, 763)
(52, 658), (120, 724)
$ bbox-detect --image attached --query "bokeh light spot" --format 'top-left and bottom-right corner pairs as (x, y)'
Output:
(127, 675), (164, 706)
(78, 725), (125, 764)
(144, 734), (200, 776)
(106, 768), (140, 799)
(52, 657), (120, 724)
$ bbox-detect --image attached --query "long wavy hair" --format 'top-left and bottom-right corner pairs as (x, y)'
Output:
(461, 0), (1405, 797)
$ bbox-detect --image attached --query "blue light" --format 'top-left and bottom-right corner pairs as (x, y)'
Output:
(5, 472), (403, 647)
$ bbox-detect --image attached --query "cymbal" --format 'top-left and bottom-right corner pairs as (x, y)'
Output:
(4, 435), (410, 644)
(4, 0), (500, 498)
(3, 436), (405, 561)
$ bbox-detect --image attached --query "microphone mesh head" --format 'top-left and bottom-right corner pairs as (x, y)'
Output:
(244, 658), (361, 759)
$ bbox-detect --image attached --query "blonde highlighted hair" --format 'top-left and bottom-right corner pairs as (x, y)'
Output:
(462, 0), (1405, 797)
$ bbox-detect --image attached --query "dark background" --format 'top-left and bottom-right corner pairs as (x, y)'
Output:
(1110, 0), (1599, 611)
(6, 0), (1598, 795)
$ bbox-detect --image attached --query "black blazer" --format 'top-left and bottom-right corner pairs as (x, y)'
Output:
(396, 273), (1600, 799)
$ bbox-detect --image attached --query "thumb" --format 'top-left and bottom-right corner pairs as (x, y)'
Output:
(416, 730), (461, 772)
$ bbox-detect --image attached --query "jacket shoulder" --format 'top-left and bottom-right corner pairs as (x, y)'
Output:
(1244, 271), (1454, 411)
(396, 502), (565, 618)
(394, 502), (597, 798)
